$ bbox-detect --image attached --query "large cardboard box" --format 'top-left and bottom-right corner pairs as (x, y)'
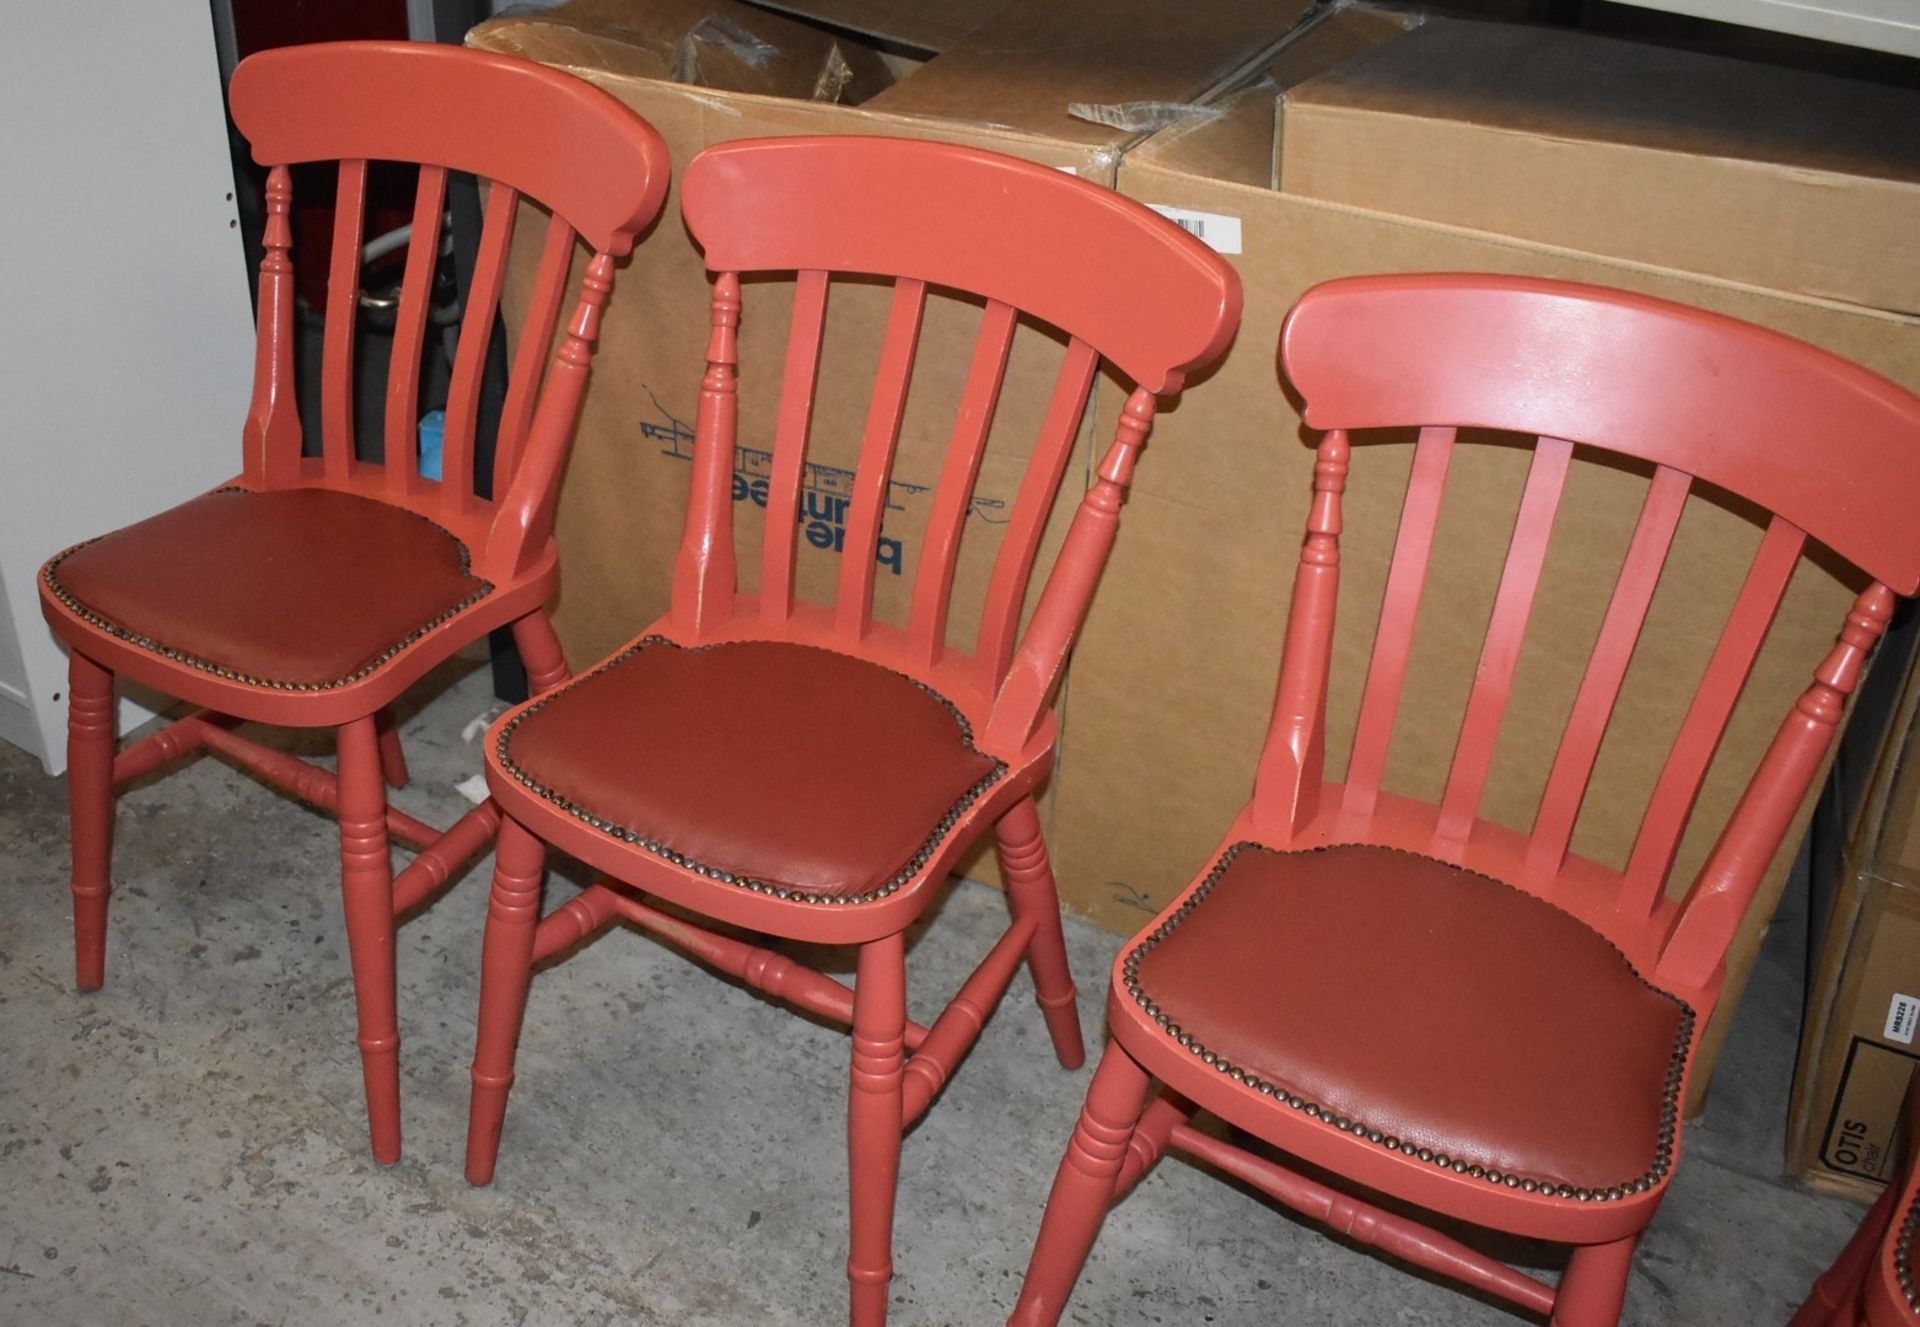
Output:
(1275, 16), (1920, 314)
(1063, 6), (1920, 1109)
(468, 0), (1318, 884)
(1791, 644), (1920, 1199)
(1790, 861), (1920, 1199)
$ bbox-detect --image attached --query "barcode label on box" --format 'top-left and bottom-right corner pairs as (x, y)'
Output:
(1886, 994), (1920, 1045)
(1147, 205), (1242, 255)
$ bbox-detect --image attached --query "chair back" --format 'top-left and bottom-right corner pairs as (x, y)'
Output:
(672, 135), (1241, 749)
(1265, 274), (1920, 987)
(227, 41), (671, 580)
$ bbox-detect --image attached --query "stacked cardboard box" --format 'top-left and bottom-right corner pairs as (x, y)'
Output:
(475, 1), (1920, 1104)
(1069, 8), (1920, 1109)
(1791, 649), (1920, 1199)
(469, 0), (1319, 885)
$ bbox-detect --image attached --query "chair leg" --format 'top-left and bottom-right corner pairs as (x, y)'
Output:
(336, 716), (401, 1164)
(1008, 1044), (1154, 1327)
(465, 815), (547, 1185)
(993, 796), (1084, 1069)
(374, 706), (409, 789)
(1552, 1233), (1639, 1326)
(1791, 1181), (1896, 1327)
(511, 610), (572, 695)
(66, 652), (116, 992)
(848, 932), (907, 1327)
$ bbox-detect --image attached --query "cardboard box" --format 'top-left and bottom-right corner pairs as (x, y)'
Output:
(1059, 6), (1920, 1110)
(1792, 627), (1920, 1198)
(1790, 858), (1920, 1199)
(469, 0), (1318, 884)
(1276, 17), (1920, 314)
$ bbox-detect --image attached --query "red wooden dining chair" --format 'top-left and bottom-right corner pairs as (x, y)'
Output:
(1009, 274), (1920, 1326)
(1794, 1077), (1920, 1327)
(461, 135), (1240, 1325)
(36, 41), (668, 1164)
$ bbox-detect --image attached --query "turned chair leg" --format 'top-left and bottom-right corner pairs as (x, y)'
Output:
(465, 815), (547, 1185)
(66, 652), (116, 992)
(1791, 1181), (1897, 1327)
(374, 706), (409, 789)
(336, 716), (402, 1164)
(848, 932), (908, 1327)
(511, 611), (572, 695)
(1008, 1044), (1154, 1327)
(993, 796), (1084, 1069)
(1553, 1233), (1639, 1326)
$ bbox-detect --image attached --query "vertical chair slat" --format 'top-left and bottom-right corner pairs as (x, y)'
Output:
(1619, 514), (1805, 916)
(760, 269), (831, 625)
(907, 299), (1018, 668)
(836, 278), (928, 641)
(1526, 464), (1691, 877)
(1435, 436), (1575, 846)
(492, 212), (575, 496)
(440, 182), (519, 498)
(321, 159), (367, 480)
(384, 164), (447, 494)
(1342, 427), (1456, 816)
(975, 338), (1100, 694)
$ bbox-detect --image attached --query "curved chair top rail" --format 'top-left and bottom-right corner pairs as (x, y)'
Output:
(1281, 274), (1920, 595)
(679, 135), (1242, 394)
(228, 40), (669, 257)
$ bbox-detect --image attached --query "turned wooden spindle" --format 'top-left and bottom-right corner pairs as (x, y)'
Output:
(243, 164), (300, 487)
(1252, 428), (1350, 841)
(1661, 582), (1895, 985)
(482, 250), (616, 584)
(672, 271), (743, 636)
(985, 387), (1158, 750)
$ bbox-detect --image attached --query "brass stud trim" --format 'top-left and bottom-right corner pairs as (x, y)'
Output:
(42, 488), (493, 692)
(1120, 840), (1697, 1203)
(496, 636), (1008, 907)
(1897, 1188), (1919, 1312)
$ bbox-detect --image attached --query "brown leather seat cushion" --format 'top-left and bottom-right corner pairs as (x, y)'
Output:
(45, 488), (490, 691)
(1127, 843), (1694, 1199)
(497, 639), (1006, 901)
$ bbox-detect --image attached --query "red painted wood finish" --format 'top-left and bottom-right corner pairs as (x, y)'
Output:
(1794, 1082), (1920, 1327)
(1012, 275), (1920, 1326)
(467, 136), (1240, 1327)
(37, 42), (668, 1162)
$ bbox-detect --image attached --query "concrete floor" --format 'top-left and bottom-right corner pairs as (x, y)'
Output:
(0, 662), (1867, 1325)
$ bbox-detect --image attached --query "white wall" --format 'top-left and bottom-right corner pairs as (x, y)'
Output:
(0, 2), (257, 772)
(1608, 0), (1920, 57)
